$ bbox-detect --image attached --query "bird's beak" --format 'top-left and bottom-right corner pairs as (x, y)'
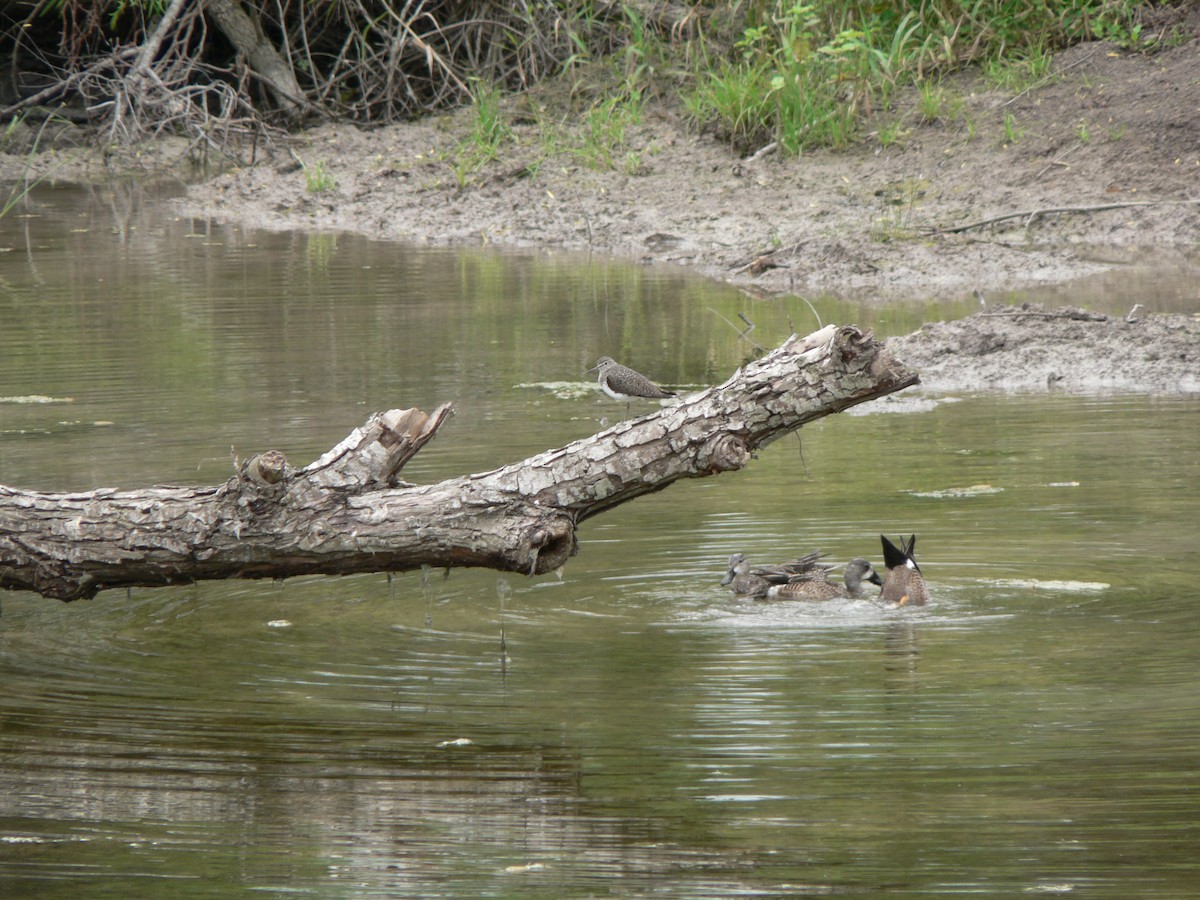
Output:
(720, 570), (734, 586)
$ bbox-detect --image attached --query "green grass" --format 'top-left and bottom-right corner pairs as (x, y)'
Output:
(302, 160), (336, 193)
(0, 112), (71, 218)
(871, 177), (927, 241)
(876, 117), (906, 148)
(426, 0), (1157, 186)
(563, 2), (659, 171)
(573, 86), (645, 170)
(917, 79), (950, 123)
(984, 47), (1054, 92)
(447, 80), (513, 188)
(685, 0), (1151, 156)
(1001, 112), (1025, 145)
(684, 58), (777, 151)
(685, 3), (904, 152)
(441, 5), (657, 183)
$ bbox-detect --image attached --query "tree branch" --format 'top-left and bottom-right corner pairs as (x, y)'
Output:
(202, 0), (305, 113)
(132, 0), (191, 76)
(0, 327), (917, 602)
(925, 199), (1200, 235)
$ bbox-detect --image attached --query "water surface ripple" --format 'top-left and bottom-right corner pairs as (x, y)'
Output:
(1, 185), (1198, 898)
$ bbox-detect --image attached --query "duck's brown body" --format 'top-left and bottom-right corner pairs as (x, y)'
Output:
(765, 557), (882, 600)
(880, 534), (930, 607)
(721, 550), (831, 599)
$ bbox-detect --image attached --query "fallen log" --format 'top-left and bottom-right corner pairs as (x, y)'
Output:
(0, 326), (917, 602)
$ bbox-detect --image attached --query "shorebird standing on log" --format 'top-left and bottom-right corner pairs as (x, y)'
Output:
(588, 356), (676, 417)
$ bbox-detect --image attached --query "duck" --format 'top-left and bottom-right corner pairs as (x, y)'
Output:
(880, 534), (930, 606)
(721, 550), (831, 599)
(764, 557), (883, 600)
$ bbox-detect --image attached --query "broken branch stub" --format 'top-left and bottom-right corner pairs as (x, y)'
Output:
(0, 327), (917, 601)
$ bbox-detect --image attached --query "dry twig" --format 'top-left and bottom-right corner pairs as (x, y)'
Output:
(925, 200), (1200, 235)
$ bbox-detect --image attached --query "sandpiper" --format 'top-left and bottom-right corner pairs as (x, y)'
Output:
(588, 356), (676, 416)
(880, 534), (930, 607)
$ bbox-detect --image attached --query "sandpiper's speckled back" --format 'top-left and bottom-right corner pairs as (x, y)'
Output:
(593, 356), (675, 401)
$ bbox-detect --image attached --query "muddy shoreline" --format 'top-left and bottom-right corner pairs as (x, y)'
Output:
(890, 302), (1199, 394)
(6, 40), (1199, 393)
(169, 42), (1200, 301)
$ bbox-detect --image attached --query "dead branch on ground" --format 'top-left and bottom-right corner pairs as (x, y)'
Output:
(925, 199), (1200, 235)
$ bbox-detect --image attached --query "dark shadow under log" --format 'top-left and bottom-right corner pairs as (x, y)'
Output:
(0, 326), (917, 601)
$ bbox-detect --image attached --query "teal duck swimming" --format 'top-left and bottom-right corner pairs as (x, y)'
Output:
(880, 534), (930, 606)
(721, 550), (830, 598)
(764, 557), (882, 600)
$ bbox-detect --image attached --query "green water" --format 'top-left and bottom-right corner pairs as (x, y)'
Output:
(1, 183), (1198, 898)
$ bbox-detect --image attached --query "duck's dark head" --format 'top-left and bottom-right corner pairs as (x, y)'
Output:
(720, 552), (748, 586)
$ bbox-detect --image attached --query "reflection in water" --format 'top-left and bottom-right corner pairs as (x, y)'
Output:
(1, 184), (1199, 898)
(883, 622), (921, 694)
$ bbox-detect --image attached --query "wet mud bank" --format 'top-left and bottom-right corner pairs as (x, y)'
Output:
(888, 303), (1200, 394)
(4, 40), (1197, 394)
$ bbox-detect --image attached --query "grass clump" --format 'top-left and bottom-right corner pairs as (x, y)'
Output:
(1001, 112), (1025, 145)
(424, 0), (1159, 187)
(686, 0), (1153, 155)
(301, 159), (336, 193)
(9, 0), (1162, 167)
(447, 80), (514, 187)
(871, 177), (927, 241)
(984, 47), (1054, 92)
(574, 86), (646, 170)
(687, 3), (906, 153)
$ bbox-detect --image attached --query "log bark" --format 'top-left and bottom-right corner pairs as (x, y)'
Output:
(0, 327), (917, 602)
